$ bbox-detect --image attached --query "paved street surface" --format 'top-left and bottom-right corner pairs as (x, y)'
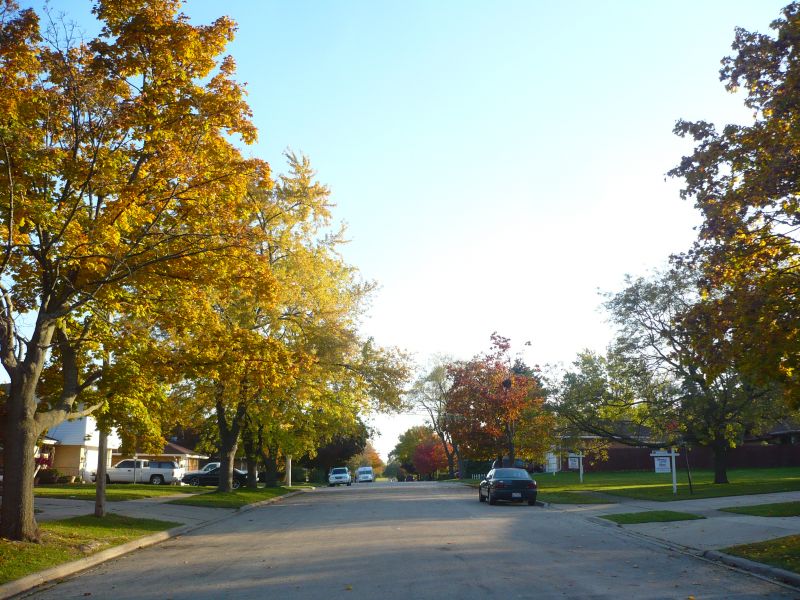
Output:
(22, 482), (800, 600)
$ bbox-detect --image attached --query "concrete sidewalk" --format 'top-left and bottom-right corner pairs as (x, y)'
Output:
(558, 490), (800, 550)
(554, 490), (800, 587)
(35, 492), (236, 527)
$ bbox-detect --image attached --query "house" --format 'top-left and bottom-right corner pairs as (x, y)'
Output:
(113, 441), (208, 471)
(45, 416), (121, 482)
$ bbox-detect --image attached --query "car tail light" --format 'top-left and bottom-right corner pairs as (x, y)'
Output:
(527, 481), (537, 489)
(494, 481), (507, 489)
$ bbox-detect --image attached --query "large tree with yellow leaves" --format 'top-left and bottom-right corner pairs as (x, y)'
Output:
(0, 0), (258, 540)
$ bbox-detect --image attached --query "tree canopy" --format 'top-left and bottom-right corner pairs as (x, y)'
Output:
(669, 2), (800, 406)
(0, 0), (409, 540)
(555, 267), (790, 483)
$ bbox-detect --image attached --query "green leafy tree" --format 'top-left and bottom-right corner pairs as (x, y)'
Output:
(408, 359), (459, 476)
(389, 425), (432, 474)
(557, 268), (790, 483)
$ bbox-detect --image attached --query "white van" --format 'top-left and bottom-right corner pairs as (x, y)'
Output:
(356, 466), (374, 483)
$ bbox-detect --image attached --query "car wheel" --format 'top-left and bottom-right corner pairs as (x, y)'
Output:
(528, 498), (537, 506)
(479, 488), (486, 502)
(190, 477), (200, 486)
(150, 475), (164, 485)
(105, 475), (111, 484)
(488, 490), (497, 505)
(232, 479), (241, 490)
(347, 482), (351, 486)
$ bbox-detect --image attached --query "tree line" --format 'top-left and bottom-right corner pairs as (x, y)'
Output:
(0, 0), (409, 542)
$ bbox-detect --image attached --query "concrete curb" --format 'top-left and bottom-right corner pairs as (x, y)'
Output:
(585, 515), (800, 591)
(0, 489), (308, 599)
(703, 550), (800, 589)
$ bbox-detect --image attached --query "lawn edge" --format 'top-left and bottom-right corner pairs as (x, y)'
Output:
(589, 514), (800, 591)
(704, 550), (800, 588)
(0, 489), (307, 599)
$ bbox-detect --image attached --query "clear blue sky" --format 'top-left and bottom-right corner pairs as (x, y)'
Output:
(35, 0), (789, 459)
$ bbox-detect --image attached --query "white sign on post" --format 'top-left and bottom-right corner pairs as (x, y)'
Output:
(653, 456), (671, 473)
(568, 452), (584, 483)
(650, 448), (680, 494)
(545, 452), (559, 474)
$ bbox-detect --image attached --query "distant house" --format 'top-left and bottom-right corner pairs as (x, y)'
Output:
(113, 442), (208, 472)
(45, 417), (121, 482)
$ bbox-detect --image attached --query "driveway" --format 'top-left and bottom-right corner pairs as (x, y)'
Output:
(22, 481), (798, 599)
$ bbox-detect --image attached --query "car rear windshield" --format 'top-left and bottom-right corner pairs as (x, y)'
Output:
(332, 468), (347, 474)
(493, 468), (531, 479)
(358, 467), (372, 472)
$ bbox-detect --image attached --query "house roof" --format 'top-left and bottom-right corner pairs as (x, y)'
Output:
(112, 441), (208, 459)
(163, 441), (207, 459)
(46, 417), (121, 449)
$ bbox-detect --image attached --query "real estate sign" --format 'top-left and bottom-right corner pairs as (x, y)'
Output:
(653, 456), (671, 473)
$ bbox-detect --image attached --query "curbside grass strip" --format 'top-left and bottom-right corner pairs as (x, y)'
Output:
(703, 550), (800, 589)
(0, 526), (188, 600)
(0, 489), (307, 599)
(586, 512), (800, 591)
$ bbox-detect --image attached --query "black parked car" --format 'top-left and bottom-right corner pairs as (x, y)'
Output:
(478, 468), (538, 506)
(183, 467), (248, 489)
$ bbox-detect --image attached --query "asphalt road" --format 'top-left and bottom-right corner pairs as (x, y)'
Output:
(23, 481), (800, 600)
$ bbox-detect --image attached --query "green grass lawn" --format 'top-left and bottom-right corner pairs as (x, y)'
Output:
(720, 501), (800, 517)
(0, 514), (180, 584)
(530, 467), (800, 502)
(460, 467), (800, 502)
(724, 534), (800, 574)
(34, 483), (201, 502)
(167, 485), (297, 509)
(601, 510), (706, 525)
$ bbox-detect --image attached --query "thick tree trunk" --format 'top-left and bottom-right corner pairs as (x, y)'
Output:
(712, 440), (729, 484)
(1, 403), (40, 541)
(94, 430), (108, 517)
(219, 443), (237, 492)
(241, 424), (260, 488)
(2, 317), (101, 540)
(214, 389), (246, 493)
(245, 456), (258, 489)
(0, 319), (55, 541)
(260, 448), (279, 487)
(434, 429), (455, 477)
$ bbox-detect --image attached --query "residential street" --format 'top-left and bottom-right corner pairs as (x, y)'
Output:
(22, 482), (800, 600)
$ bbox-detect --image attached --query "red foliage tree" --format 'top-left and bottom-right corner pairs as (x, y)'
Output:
(412, 437), (448, 477)
(445, 334), (549, 463)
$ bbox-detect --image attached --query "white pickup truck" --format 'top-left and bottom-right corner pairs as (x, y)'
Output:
(102, 459), (184, 485)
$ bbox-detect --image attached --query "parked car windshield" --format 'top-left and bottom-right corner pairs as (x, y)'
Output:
(492, 468), (531, 479)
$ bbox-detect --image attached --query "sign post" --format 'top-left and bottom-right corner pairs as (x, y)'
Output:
(650, 448), (680, 495)
(568, 452), (584, 483)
